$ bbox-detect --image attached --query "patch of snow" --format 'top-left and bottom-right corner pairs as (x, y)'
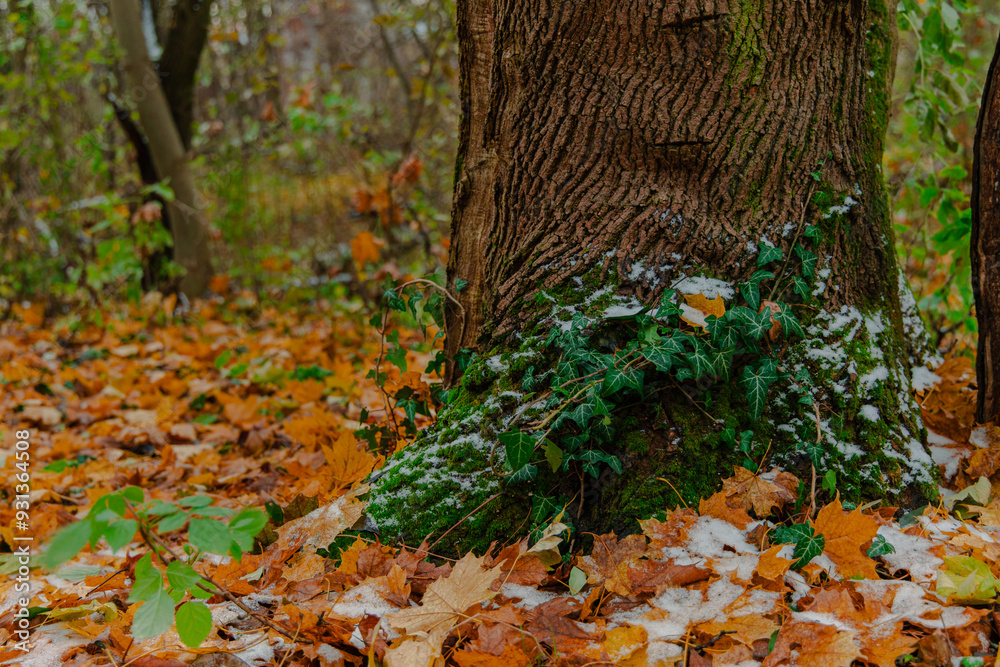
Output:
(674, 276), (736, 300)
(911, 366), (942, 392)
(859, 405), (880, 421)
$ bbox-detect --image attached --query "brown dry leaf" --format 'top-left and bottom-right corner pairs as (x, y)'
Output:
(266, 485), (366, 566)
(577, 533), (648, 595)
(812, 498), (879, 579)
(761, 621), (861, 667)
(487, 541), (548, 587)
(386, 553), (500, 651)
(721, 467), (797, 518)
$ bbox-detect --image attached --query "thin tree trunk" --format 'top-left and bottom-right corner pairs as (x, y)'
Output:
(158, 0), (211, 150)
(109, 0), (212, 297)
(368, 0), (938, 554)
(973, 35), (1000, 426)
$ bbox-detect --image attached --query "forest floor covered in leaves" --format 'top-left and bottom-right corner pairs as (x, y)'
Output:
(1, 293), (999, 667)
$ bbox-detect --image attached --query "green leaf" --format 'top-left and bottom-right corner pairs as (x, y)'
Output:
(147, 502), (181, 516)
(132, 589), (176, 641)
(102, 519), (137, 553)
(177, 495), (214, 509)
(129, 554), (162, 602)
(773, 303), (805, 339)
(757, 243), (783, 267)
(792, 276), (811, 300)
(157, 511), (190, 534)
(771, 524), (825, 569)
(866, 534), (896, 558)
(741, 358), (778, 420)
(568, 567), (587, 595)
(122, 487), (144, 503)
(43, 520), (92, 569)
(641, 344), (676, 373)
(543, 440), (564, 472)
(229, 508), (267, 538)
(500, 431), (536, 472)
(188, 518), (235, 556)
(214, 350), (231, 369)
(732, 306), (772, 341)
(686, 339), (715, 379)
(166, 561), (204, 593)
(741, 281), (761, 310)
(176, 600), (213, 648)
(603, 365), (644, 395)
(508, 464), (537, 483)
(794, 245), (817, 279)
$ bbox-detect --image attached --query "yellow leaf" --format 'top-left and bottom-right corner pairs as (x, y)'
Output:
(680, 293), (725, 328)
(323, 432), (377, 486)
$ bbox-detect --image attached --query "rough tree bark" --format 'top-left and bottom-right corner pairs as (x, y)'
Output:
(109, 0), (212, 297)
(973, 34), (1000, 426)
(366, 0), (940, 555)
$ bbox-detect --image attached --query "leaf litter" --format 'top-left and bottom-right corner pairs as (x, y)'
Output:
(1, 296), (999, 666)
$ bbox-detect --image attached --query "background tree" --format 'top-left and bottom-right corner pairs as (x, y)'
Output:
(366, 0), (945, 554)
(109, 0), (212, 296)
(973, 31), (1000, 425)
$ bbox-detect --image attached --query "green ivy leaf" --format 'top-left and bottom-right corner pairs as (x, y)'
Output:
(741, 358), (778, 420)
(508, 463), (537, 483)
(132, 588), (176, 641)
(773, 303), (805, 339)
(686, 339), (715, 379)
(792, 276), (811, 300)
(757, 243), (783, 267)
(794, 245), (817, 279)
(641, 344), (677, 373)
(866, 534), (896, 558)
(772, 524), (825, 569)
(500, 431), (536, 472)
(603, 366), (644, 396)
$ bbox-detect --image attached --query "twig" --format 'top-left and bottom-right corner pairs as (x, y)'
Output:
(427, 493), (502, 553)
(768, 182), (817, 302)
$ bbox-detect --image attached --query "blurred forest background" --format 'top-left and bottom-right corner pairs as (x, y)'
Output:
(1, 0), (999, 356)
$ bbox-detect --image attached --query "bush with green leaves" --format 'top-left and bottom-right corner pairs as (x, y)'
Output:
(43, 487), (266, 647)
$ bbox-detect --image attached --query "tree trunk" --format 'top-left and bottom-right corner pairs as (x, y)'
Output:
(109, 0), (212, 297)
(973, 34), (1000, 426)
(158, 0), (211, 151)
(367, 0), (940, 555)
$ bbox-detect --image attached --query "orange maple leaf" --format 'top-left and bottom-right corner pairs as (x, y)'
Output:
(812, 497), (879, 579)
